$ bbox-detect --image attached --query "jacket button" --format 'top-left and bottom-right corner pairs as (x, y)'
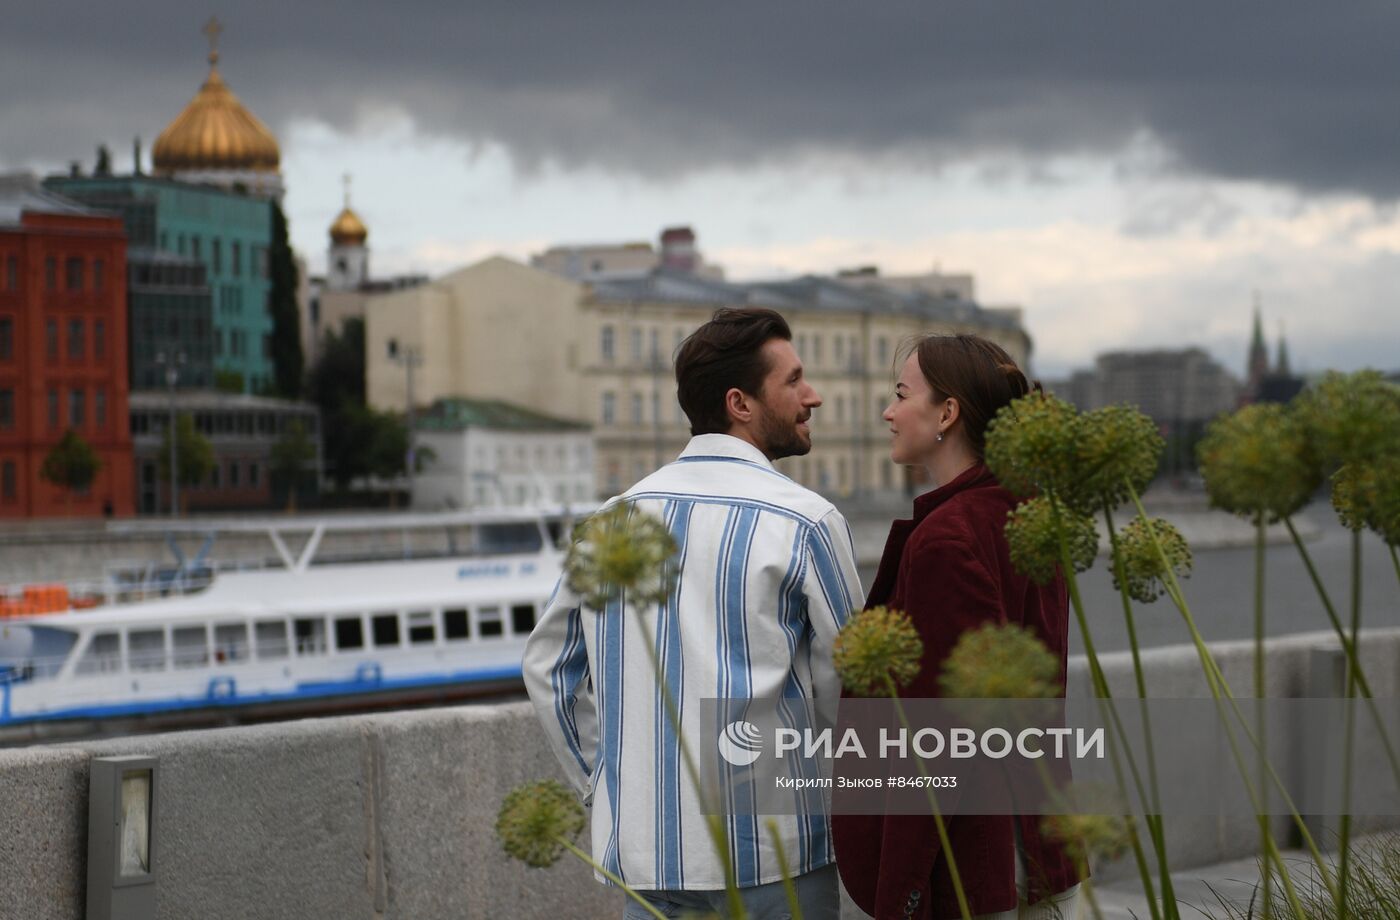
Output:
(910, 890), (922, 900)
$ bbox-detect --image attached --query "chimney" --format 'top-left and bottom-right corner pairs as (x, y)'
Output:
(659, 226), (697, 273)
(133, 136), (143, 175)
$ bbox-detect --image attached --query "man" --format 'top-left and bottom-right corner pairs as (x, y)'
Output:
(524, 307), (861, 919)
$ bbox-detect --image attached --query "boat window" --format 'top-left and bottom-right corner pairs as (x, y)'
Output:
(76, 631), (121, 675)
(173, 626), (208, 669)
(294, 618), (326, 656)
(128, 629), (167, 672)
(214, 623), (250, 663)
(477, 605), (504, 639)
(511, 604), (537, 635)
(255, 621), (289, 660)
(335, 616), (364, 651)
(443, 608), (470, 641)
(406, 611), (435, 645)
(371, 613), (400, 648)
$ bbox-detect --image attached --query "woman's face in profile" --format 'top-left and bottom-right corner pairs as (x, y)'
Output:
(883, 353), (942, 467)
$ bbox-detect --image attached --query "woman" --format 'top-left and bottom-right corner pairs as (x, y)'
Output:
(832, 335), (1084, 919)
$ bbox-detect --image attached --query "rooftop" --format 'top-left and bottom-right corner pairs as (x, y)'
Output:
(0, 172), (107, 227)
(416, 398), (591, 433)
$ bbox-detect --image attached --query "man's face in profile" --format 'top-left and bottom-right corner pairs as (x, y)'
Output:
(750, 338), (822, 460)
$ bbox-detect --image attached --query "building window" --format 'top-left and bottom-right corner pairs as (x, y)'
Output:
(1, 460), (14, 501)
(4, 255), (16, 291)
(229, 460), (239, 487)
(94, 320), (105, 360)
(46, 319), (58, 361)
(67, 319), (84, 360)
(836, 394), (845, 424)
(812, 335), (822, 364)
(232, 242), (242, 276)
(68, 389), (85, 428)
(631, 327), (643, 362)
(214, 329), (223, 355)
(95, 388), (107, 429)
(0, 389), (12, 429)
(178, 234), (186, 255)
(600, 325), (615, 362)
(835, 336), (845, 364)
(93, 259), (105, 291)
(65, 257), (83, 291)
(212, 239), (222, 275)
(601, 391), (615, 425)
(191, 236), (202, 262)
(631, 393), (643, 425)
(47, 389), (58, 428)
(210, 464), (220, 488)
(0, 317), (11, 360)
(877, 336), (889, 367)
(45, 257), (56, 291)
(249, 462), (259, 486)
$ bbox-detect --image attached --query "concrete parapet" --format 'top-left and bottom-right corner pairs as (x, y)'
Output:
(3, 627), (1399, 917)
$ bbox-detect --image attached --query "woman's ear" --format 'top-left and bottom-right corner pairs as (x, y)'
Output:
(940, 396), (961, 433)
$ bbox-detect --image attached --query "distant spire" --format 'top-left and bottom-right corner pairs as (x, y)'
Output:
(203, 16), (223, 68)
(1246, 291), (1270, 394)
(1276, 320), (1291, 377)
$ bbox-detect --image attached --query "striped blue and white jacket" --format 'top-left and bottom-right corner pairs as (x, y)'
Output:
(523, 433), (862, 891)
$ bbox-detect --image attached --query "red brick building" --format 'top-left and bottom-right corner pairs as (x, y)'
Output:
(0, 176), (134, 517)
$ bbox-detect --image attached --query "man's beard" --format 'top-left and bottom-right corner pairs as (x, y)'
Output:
(755, 401), (811, 460)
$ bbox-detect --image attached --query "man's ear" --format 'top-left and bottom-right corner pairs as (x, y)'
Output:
(725, 387), (754, 426)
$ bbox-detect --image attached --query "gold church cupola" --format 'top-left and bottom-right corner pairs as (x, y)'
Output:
(152, 18), (282, 183)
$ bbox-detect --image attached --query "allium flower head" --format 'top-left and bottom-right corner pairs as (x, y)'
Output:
(833, 606), (923, 697)
(496, 780), (587, 868)
(1040, 811), (1132, 865)
(565, 503), (678, 611)
(1294, 370), (1400, 470)
(939, 623), (1061, 700)
(1073, 405), (1163, 510)
(1111, 517), (1192, 604)
(985, 393), (1084, 501)
(1004, 497), (1099, 586)
(1197, 403), (1321, 522)
(1332, 459), (1400, 543)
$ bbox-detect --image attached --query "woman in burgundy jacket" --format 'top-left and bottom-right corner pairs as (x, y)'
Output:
(832, 335), (1084, 920)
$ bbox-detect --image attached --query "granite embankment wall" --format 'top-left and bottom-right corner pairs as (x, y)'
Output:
(3, 627), (1398, 920)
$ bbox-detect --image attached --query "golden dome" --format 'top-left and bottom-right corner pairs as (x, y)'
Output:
(152, 50), (280, 174)
(330, 207), (368, 246)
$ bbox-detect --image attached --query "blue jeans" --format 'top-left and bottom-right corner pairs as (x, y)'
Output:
(621, 864), (840, 920)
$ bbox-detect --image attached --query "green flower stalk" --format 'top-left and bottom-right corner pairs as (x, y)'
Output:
(1005, 497), (1099, 586)
(1294, 370), (1400, 470)
(832, 606), (922, 697)
(565, 503), (679, 611)
(496, 780), (588, 869)
(1075, 405), (1164, 511)
(1197, 403), (1321, 522)
(1112, 518), (1192, 604)
(939, 623), (1061, 700)
(985, 393), (1084, 501)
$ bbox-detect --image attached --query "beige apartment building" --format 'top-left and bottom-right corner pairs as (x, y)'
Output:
(366, 256), (1031, 500)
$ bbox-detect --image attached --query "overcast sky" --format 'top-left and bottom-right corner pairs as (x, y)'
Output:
(4, 2), (1400, 378)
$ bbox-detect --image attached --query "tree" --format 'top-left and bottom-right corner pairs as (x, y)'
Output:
(269, 201), (304, 399)
(270, 419), (316, 512)
(40, 430), (101, 513)
(157, 413), (215, 512)
(307, 318), (367, 492)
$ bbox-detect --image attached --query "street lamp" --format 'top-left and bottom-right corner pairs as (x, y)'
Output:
(389, 343), (423, 504)
(154, 349), (185, 516)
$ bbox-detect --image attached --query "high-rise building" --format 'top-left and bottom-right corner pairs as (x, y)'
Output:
(0, 175), (134, 517)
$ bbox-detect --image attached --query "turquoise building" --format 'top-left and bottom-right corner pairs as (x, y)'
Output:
(46, 175), (274, 393)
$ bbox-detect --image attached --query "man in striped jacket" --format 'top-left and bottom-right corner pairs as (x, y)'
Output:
(524, 307), (862, 919)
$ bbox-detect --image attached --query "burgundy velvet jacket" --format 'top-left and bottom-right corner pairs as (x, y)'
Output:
(832, 464), (1084, 920)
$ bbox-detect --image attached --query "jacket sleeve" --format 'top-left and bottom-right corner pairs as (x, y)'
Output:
(874, 534), (1007, 920)
(802, 508), (863, 728)
(522, 575), (598, 800)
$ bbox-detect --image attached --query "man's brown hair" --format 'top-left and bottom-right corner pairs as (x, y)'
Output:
(675, 307), (793, 436)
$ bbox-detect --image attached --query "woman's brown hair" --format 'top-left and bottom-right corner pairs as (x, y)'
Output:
(903, 334), (1040, 459)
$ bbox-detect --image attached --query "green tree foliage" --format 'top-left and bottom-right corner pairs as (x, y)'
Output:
(40, 429), (101, 509)
(269, 201), (304, 399)
(270, 419), (317, 511)
(157, 413), (216, 500)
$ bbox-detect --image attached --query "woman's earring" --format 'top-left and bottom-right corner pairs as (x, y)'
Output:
(936, 433), (944, 442)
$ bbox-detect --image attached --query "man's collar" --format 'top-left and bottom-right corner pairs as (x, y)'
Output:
(678, 433), (775, 469)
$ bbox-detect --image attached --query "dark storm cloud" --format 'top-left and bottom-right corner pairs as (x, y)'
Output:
(5, 1), (1400, 198)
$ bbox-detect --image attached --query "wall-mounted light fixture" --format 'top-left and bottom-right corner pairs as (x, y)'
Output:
(87, 755), (159, 920)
